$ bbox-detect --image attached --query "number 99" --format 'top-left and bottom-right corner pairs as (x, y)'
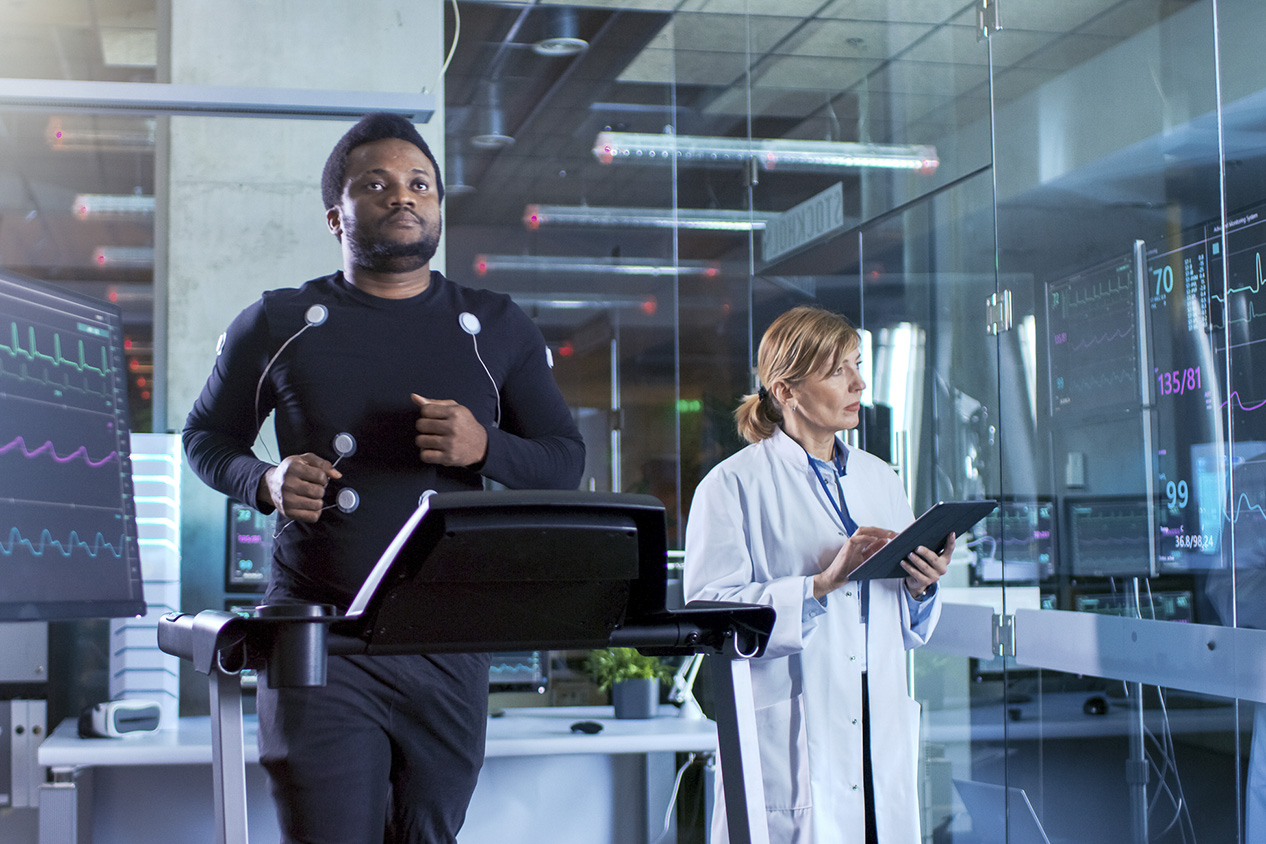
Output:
(1166, 479), (1189, 510)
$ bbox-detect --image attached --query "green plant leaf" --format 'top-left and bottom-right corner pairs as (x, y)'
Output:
(584, 647), (671, 693)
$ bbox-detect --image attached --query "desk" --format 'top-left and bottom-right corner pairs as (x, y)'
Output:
(924, 690), (1252, 743)
(38, 706), (716, 844)
(923, 692), (1251, 844)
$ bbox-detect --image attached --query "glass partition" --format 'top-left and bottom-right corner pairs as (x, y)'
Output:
(6, 0), (1266, 840)
(0, 109), (157, 431)
(977, 0), (1256, 841)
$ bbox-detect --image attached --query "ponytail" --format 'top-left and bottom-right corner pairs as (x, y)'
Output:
(734, 390), (782, 444)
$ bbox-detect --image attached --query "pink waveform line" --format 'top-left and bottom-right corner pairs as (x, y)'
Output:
(1070, 326), (1133, 351)
(1223, 391), (1266, 413)
(0, 436), (117, 467)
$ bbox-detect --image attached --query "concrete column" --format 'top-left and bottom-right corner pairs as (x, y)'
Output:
(163, 1), (445, 713)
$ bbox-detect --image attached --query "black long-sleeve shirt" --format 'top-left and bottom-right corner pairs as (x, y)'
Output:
(184, 271), (585, 608)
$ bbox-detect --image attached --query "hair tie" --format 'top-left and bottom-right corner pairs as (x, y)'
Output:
(757, 386), (768, 402)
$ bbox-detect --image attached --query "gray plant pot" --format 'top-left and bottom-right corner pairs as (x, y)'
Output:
(612, 678), (659, 719)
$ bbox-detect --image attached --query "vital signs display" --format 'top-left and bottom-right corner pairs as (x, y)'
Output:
(0, 270), (144, 620)
(1045, 201), (1266, 576)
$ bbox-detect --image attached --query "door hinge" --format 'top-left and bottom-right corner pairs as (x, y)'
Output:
(977, 0), (1002, 40)
(992, 612), (1015, 658)
(986, 289), (1013, 335)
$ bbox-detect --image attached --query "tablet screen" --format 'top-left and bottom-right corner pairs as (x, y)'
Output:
(847, 500), (997, 581)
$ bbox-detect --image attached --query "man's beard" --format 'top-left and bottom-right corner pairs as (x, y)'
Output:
(346, 213), (441, 274)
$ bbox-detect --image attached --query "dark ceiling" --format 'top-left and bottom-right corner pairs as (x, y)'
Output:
(0, 0), (1208, 323)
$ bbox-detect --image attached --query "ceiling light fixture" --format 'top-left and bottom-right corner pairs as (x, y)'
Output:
(47, 116), (155, 151)
(524, 204), (769, 232)
(594, 131), (939, 173)
(92, 247), (154, 268)
(474, 254), (719, 278)
(0, 78), (433, 121)
(514, 294), (652, 311)
(532, 8), (588, 57)
(471, 81), (514, 150)
(73, 194), (156, 219)
(445, 154), (476, 197)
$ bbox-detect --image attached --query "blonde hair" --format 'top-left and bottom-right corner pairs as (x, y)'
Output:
(734, 306), (859, 443)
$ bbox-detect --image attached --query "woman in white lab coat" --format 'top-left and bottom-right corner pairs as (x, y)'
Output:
(684, 306), (952, 844)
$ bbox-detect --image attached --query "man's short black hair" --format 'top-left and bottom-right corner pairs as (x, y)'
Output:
(321, 113), (444, 210)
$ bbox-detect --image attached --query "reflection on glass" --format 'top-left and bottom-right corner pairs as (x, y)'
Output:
(0, 110), (155, 432)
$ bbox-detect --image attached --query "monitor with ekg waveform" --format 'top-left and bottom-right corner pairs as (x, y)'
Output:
(0, 270), (145, 620)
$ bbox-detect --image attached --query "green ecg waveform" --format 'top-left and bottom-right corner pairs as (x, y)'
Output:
(0, 321), (111, 377)
(1212, 252), (1266, 304)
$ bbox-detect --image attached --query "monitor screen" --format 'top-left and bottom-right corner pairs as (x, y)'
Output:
(0, 271), (145, 620)
(1064, 495), (1155, 577)
(489, 650), (548, 694)
(1074, 590), (1194, 622)
(969, 498), (1056, 583)
(1046, 254), (1140, 419)
(226, 499), (273, 591)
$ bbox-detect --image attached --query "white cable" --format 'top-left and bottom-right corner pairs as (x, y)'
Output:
(469, 333), (501, 427)
(253, 322), (316, 464)
(432, 0), (461, 92)
(651, 753), (699, 844)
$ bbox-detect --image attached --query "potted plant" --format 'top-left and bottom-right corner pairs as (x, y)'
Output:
(585, 647), (671, 719)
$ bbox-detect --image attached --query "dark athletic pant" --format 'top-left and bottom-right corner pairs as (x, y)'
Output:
(256, 652), (491, 844)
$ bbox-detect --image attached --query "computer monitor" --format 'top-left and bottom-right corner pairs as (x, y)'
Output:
(970, 498), (1056, 583)
(488, 651), (548, 694)
(1064, 495), (1156, 577)
(1074, 589), (1194, 622)
(226, 499), (273, 591)
(0, 271), (145, 620)
(1045, 254), (1139, 419)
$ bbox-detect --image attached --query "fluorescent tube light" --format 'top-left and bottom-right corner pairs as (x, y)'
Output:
(74, 194), (155, 219)
(0, 78), (434, 121)
(594, 131), (938, 173)
(474, 254), (719, 277)
(47, 116), (155, 151)
(92, 247), (154, 268)
(524, 204), (769, 232)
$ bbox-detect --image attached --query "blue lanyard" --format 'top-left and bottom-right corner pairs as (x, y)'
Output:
(808, 441), (858, 536)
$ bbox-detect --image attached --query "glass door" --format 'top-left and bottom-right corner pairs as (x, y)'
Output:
(982, 1), (1257, 841)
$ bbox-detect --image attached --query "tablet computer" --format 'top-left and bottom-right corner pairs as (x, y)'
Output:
(847, 500), (997, 581)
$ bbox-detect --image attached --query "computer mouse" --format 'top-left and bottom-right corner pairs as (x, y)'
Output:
(1083, 695), (1109, 716)
(570, 720), (604, 734)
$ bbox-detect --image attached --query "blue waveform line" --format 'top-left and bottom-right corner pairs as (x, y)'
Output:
(1000, 536), (1048, 545)
(0, 355), (115, 400)
(489, 663), (539, 674)
(1068, 369), (1136, 390)
(1073, 536), (1152, 546)
(1211, 251), (1266, 305)
(1227, 493), (1266, 524)
(1, 527), (124, 558)
(1223, 299), (1266, 327)
(1059, 274), (1134, 314)
(0, 435), (118, 467)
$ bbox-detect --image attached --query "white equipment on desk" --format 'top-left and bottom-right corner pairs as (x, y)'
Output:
(670, 652), (706, 720)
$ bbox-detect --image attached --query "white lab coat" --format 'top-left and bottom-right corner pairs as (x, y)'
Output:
(684, 426), (940, 844)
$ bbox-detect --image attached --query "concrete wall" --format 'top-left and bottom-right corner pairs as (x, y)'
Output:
(163, 0), (445, 714)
